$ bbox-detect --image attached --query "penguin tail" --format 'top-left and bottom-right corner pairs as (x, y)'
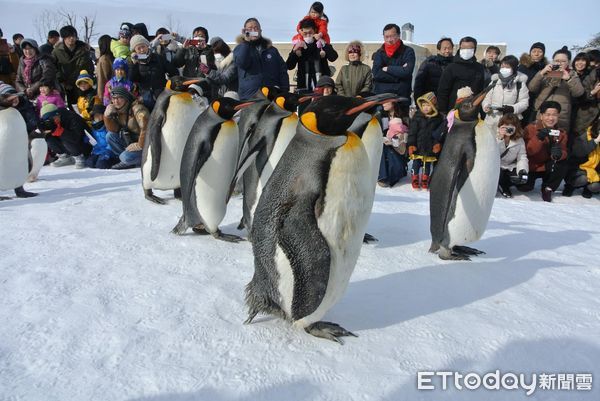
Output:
(171, 215), (188, 235)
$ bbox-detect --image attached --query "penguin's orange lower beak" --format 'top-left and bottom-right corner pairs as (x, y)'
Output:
(183, 79), (201, 86)
(234, 101), (257, 111)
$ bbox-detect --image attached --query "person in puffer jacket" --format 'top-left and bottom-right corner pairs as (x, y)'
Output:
(496, 113), (529, 198)
(335, 41), (372, 97)
(562, 118), (600, 198)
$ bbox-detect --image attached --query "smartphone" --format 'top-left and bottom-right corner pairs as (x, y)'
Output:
(245, 31), (259, 38)
(135, 53), (149, 60)
(188, 39), (199, 47)
(549, 129), (560, 137)
(200, 54), (207, 65)
(161, 34), (172, 41)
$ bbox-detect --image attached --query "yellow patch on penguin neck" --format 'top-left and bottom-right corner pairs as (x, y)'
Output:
(368, 116), (379, 127)
(343, 132), (362, 149)
(222, 120), (236, 128)
(166, 80), (172, 90)
(300, 112), (324, 135)
(275, 96), (286, 110)
(174, 92), (193, 102)
(212, 101), (221, 114)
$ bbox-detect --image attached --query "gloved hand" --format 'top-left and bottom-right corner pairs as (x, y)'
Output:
(408, 145), (417, 156)
(518, 169), (527, 178)
(550, 143), (562, 160)
(432, 143), (441, 154)
(199, 63), (210, 75)
(537, 128), (551, 141)
(500, 105), (514, 114)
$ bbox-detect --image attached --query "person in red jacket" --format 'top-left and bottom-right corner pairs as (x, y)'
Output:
(292, 2), (330, 47)
(518, 100), (568, 202)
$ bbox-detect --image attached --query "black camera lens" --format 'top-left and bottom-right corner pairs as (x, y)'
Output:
(506, 127), (515, 134)
(552, 65), (560, 71)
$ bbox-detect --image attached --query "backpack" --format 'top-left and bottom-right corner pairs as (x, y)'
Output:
(0, 55), (13, 75)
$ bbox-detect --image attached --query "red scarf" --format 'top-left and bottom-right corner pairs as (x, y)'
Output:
(384, 40), (402, 57)
(51, 120), (64, 137)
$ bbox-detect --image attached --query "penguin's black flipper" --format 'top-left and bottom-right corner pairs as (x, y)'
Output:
(305, 321), (358, 345)
(14, 186), (38, 198)
(146, 90), (173, 181)
(228, 136), (265, 203)
(363, 232), (378, 244)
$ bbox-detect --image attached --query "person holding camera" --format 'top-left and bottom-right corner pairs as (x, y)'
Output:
(562, 118), (600, 198)
(103, 86), (150, 170)
(173, 27), (215, 82)
(150, 28), (182, 65)
(519, 101), (568, 202)
(571, 52), (600, 137)
(528, 46), (584, 131)
(482, 55), (529, 133)
(496, 114), (529, 198)
(233, 18), (289, 100)
(129, 35), (179, 111)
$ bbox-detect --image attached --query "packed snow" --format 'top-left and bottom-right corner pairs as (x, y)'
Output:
(1, 165), (599, 401)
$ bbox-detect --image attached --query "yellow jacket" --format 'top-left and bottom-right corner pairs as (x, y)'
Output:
(579, 128), (600, 183)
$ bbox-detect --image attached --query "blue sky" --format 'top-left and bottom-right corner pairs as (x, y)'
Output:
(2, 0), (598, 56)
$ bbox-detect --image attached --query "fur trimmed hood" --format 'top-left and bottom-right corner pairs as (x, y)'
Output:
(235, 35), (273, 48)
(344, 40), (366, 62)
(519, 52), (548, 68)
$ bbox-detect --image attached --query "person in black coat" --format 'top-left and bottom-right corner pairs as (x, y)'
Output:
(413, 37), (454, 100)
(518, 42), (548, 124)
(129, 35), (178, 111)
(286, 18), (338, 91)
(436, 36), (485, 114)
(371, 23), (415, 98)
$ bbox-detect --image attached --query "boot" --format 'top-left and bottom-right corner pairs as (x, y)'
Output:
(542, 186), (553, 202)
(562, 183), (574, 197)
(421, 174), (430, 190)
(582, 187), (593, 199)
(411, 174), (420, 189)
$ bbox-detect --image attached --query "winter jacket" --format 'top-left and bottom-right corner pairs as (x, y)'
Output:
(39, 41), (55, 56)
(103, 77), (137, 106)
(129, 53), (178, 102)
(95, 54), (113, 100)
(15, 54), (59, 99)
(76, 89), (101, 123)
(0, 51), (19, 86)
(14, 94), (39, 135)
(573, 68), (600, 136)
(482, 72), (530, 127)
(90, 124), (114, 160)
(206, 52), (238, 98)
(103, 100), (150, 148)
(528, 69), (585, 130)
(286, 42), (338, 91)
(233, 36), (289, 100)
(293, 16), (330, 44)
(335, 61), (372, 97)
(110, 39), (131, 60)
(497, 136), (528, 173)
(413, 54), (453, 100)
(481, 59), (500, 87)
(408, 110), (444, 158)
(372, 41), (415, 98)
(35, 90), (66, 115)
(52, 41), (94, 93)
(151, 39), (182, 65)
(517, 53), (549, 124)
(173, 45), (215, 78)
(51, 108), (89, 145)
(523, 121), (568, 172)
(571, 128), (600, 183)
(437, 53), (485, 113)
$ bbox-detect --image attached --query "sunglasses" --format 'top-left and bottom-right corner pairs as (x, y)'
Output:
(348, 50), (360, 54)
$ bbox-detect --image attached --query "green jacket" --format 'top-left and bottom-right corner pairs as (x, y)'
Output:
(335, 62), (373, 97)
(110, 39), (131, 60)
(52, 41), (94, 91)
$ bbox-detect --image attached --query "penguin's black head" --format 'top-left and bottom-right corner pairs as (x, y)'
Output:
(167, 77), (210, 95)
(273, 92), (315, 113)
(301, 93), (400, 135)
(258, 86), (282, 101)
(456, 84), (495, 121)
(211, 97), (258, 120)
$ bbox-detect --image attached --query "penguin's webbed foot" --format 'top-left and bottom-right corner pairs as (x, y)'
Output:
(145, 189), (167, 205)
(363, 232), (379, 244)
(452, 245), (485, 256)
(438, 247), (471, 261)
(304, 321), (358, 345)
(14, 186), (38, 198)
(192, 224), (210, 235)
(213, 230), (245, 243)
(243, 310), (258, 325)
(171, 216), (188, 235)
(429, 242), (440, 253)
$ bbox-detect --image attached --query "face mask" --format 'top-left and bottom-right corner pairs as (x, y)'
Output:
(459, 48), (474, 60)
(304, 36), (314, 44)
(499, 67), (513, 78)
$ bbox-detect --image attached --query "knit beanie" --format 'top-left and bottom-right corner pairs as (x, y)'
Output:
(553, 45), (572, 61)
(129, 34), (150, 51)
(416, 91), (439, 116)
(20, 38), (39, 51)
(75, 70), (94, 87)
(0, 81), (18, 95)
(316, 75), (335, 88)
(530, 42), (545, 54)
(455, 86), (473, 104)
(111, 86), (134, 102)
(40, 101), (59, 120)
(112, 58), (129, 74)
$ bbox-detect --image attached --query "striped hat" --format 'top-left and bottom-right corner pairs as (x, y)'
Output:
(0, 81), (18, 95)
(76, 70), (94, 87)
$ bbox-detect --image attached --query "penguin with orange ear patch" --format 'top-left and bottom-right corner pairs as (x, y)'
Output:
(141, 78), (210, 204)
(245, 94), (397, 343)
(172, 97), (257, 242)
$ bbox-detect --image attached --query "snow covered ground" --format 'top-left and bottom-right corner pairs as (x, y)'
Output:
(1, 166), (599, 401)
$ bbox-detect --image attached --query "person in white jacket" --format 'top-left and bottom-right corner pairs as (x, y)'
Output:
(483, 55), (529, 132)
(496, 113), (529, 198)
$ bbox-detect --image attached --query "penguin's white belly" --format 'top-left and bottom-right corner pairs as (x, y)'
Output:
(357, 117), (384, 190)
(0, 108), (28, 191)
(447, 123), (500, 247)
(28, 138), (48, 182)
(194, 121), (239, 233)
(143, 96), (204, 190)
(293, 134), (372, 327)
(250, 114), (299, 219)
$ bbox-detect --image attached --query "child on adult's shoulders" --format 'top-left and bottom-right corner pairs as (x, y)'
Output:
(292, 1), (330, 52)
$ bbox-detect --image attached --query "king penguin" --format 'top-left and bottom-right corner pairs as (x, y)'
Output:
(0, 97), (37, 200)
(239, 92), (313, 234)
(141, 78), (210, 204)
(429, 85), (499, 260)
(244, 94), (397, 343)
(172, 97), (256, 242)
